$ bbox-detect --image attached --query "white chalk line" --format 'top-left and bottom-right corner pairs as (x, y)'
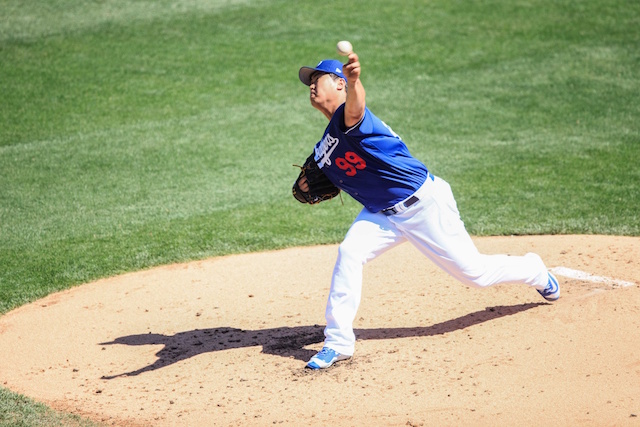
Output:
(550, 266), (636, 288)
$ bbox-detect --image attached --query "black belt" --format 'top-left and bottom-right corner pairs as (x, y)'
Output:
(380, 172), (434, 216)
(381, 195), (419, 216)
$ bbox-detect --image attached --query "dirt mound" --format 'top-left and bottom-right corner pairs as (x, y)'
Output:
(0, 235), (638, 426)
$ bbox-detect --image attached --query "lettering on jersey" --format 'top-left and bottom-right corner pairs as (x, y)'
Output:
(314, 133), (340, 168)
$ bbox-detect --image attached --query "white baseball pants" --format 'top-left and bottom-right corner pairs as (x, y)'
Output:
(323, 175), (550, 356)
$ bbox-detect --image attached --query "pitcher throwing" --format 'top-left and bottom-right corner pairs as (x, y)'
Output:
(292, 46), (560, 370)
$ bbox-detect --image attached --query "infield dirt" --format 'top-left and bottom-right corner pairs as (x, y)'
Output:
(0, 235), (638, 426)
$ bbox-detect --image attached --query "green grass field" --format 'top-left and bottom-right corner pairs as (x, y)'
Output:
(1, 0), (639, 424)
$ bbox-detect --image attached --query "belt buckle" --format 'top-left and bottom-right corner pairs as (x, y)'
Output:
(382, 195), (419, 216)
(382, 207), (397, 216)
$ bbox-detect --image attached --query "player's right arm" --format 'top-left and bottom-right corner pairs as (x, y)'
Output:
(343, 52), (366, 128)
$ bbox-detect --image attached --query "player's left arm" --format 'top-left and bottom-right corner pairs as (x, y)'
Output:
(343, 52), (366, 128)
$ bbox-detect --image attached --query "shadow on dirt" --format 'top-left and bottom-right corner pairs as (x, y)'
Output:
(100, 302), (545, 378)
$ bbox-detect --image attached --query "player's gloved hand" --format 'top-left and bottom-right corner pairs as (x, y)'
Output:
(292, 154), (340, 204)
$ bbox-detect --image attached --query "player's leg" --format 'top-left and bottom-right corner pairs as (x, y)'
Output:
(309, 208), (405, 368)
(389, 176), (556, 296)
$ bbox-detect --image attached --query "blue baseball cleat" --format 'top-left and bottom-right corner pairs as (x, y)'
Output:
(306, 346), (351, 370)
(538, 272), (560, 301)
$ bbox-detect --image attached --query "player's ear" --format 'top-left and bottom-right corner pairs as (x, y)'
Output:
(337, 78), (347, 91)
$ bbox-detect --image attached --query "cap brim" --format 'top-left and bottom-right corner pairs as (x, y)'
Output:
(298, 67), (316, 86)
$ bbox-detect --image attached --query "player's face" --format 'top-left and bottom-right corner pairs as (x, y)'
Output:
(309, 72), (339, 106)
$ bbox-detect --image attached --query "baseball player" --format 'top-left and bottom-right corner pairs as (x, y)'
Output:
(293, 50), (560, 370)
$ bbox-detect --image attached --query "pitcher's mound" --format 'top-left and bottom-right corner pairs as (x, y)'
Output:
(0, 235), (638, 426)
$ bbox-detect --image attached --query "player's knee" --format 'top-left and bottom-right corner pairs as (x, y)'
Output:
(453, 264), (494, 288)
(337, 240), (370, 266)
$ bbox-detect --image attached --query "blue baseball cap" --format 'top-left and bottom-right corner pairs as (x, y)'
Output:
(299, 59), (346, 86)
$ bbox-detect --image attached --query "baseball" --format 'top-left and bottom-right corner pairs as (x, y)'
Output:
(336, 40), (353, 56)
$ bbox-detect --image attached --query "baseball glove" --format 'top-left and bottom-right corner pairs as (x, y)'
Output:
(292, 153), (341, 204)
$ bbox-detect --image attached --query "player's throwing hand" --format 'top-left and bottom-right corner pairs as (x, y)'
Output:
(342, 53), (361, 83)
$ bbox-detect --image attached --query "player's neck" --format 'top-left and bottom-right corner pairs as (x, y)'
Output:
(313, 101), (338, 121)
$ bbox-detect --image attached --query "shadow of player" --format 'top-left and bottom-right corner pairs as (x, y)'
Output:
(100, 302), (545, 379)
